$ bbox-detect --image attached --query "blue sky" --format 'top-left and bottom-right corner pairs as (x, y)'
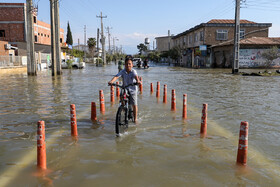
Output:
(3, 0), (280, 54)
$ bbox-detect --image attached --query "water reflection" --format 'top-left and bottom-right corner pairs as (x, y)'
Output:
(0, 64), (280, 186)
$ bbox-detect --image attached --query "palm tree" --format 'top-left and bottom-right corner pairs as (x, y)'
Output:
(87, 37), (96, 58)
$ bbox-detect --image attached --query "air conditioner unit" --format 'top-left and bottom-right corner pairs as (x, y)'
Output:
(4, 44), (11, 50)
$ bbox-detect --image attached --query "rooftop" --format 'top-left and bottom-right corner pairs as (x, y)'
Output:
(211, 37), (280, 47)
(207, 19), (256, 24)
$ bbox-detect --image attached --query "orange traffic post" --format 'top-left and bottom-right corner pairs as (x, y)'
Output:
(37, 121), (47, 170)
(237, 121), (249, 166)
(171, 89), (176, 111)
(200, 103), (208, 137)
(110, 85), (115, 103)
(139, 77), (143, 94)
(70, 104), (78, 137)
(99, 90), (105, 113)
(91, 102), (97, 121)
(116, 82), (120, 98)
(163, 84), (167, 103)
(150, 83), (154, 93)
(156, 81), (160, 98)
(182, 94), (187, 119)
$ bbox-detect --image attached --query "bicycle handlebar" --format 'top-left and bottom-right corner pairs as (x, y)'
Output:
(109, 82), (138, 89)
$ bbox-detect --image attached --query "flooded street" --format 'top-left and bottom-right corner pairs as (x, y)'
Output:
(0, 64), (280, 186)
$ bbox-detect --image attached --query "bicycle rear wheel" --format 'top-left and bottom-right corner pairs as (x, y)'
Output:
(115, 106), (128, 136)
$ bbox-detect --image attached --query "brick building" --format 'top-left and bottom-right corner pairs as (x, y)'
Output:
(0, 3), (64, 49)
(171, 19), (272, 68)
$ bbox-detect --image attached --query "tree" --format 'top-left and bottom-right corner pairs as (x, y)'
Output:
(148, 51), (160, 62)
(66, 21), (73, 46)
(137, 43), (147, 55)
(87, 37), (96, 58)
(262, 46), (280, 70)
(169, 46), (181, 60)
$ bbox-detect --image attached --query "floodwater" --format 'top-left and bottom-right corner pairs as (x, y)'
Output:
(0, 64), (279, 186)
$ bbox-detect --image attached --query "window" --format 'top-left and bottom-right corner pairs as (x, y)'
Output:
(0, 30), (5, 37)
(195, 33), (198, 42)
(41, 33), (43, 36)
(216, 29), (228, 40)
(33, 16), (37, 23)
(200, 31), (204, 41)
(240, 29), (245, 39)
(60, 38), (62, 43)
(183, 36), (186, 45)
(35, 35), (38, 42)
(189, 35), (193, 44)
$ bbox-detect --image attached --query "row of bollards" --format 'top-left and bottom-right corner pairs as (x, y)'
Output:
(36, 79), (249, 171)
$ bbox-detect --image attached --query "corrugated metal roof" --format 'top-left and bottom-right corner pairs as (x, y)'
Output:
(207, 19), (256, 24)
(211, 37), (280, 48)
(240, 37), (280, 45)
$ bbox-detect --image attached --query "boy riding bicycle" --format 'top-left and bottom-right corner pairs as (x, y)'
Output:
(108, 56), (141, 122)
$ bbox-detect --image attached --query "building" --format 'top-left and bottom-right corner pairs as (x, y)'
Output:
(171, 19), (272, 68)
(212, 37), (280, 68)
(155, 36), (174, 53)
(0, 3), (64, 68)
(0, 3), (64, 45)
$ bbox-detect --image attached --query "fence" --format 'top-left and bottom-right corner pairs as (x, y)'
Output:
(0, 56), (27, 68)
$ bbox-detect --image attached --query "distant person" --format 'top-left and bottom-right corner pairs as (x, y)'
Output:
(143, 59), (149, 69)
(137, 59), (141, 68)
(118, 58), (124, 72)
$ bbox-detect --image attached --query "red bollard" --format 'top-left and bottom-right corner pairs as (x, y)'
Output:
(237, 121), (249, 166)
(200, 103), (208, 137)
(116, 82), (120, 98)
(163, 84), (167, 103)
(111, 85), (115, 103)
(99, 90), (105, 113)
(37, 121), (47, 170)
(139, 77), (143, 94)
(91, 102), (97, 121)
(156, 81), (160, 98)
(150, 83), (154, 93)
(182, 94), (187, 119)
(70, 104), (78, 137)
(171, 89), (176, 111)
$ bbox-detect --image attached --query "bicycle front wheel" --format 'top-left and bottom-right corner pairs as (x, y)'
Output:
(115, 106), (128, 136)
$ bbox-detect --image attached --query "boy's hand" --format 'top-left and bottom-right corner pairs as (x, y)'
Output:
(108, 81), (113, 86)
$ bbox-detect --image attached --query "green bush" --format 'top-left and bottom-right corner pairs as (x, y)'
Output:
(66, 59), (73, 68)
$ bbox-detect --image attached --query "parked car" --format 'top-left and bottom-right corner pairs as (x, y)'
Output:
(61, 58), (85, 69)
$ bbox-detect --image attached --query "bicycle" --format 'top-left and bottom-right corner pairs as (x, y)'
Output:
(110, 83), (138, 136)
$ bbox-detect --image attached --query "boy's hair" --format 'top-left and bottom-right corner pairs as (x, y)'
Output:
(125, 55), (133, 63)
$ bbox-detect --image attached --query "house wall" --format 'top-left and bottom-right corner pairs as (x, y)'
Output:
(212, 45), (280, 68)
(0, 41), (9, 55)
(0, 3), (64, 45)
(204, 26), (269, 46)
(155, 36), (173, 52)
(0, 3), (25, 42)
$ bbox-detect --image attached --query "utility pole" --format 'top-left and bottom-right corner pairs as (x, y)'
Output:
(233, 0), (241, 74)
(97, 28), (100, 57)
(26, 0), (36, 75)
(78, 38), (80, 50)
(113, 37), (118, 54)
(105, 26), (112, 54)
(97, 12), (107, 65)
(54, 0), (61, 75)
(84, 25), (86, 61)
(50, 0), (56, 76)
